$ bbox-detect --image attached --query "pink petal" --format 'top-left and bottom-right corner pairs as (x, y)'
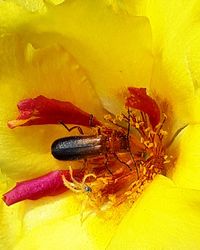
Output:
(2, 170), (84, 206)
(8, 95), (101, 128)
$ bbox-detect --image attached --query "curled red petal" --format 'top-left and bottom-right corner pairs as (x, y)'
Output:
(2, 170), (84, 206)
(126, 87), (160, 128)
(8, 95), (101, 128)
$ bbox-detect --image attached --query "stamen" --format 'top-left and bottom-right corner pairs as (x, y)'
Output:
(66, 112), (169, 210)
(78, 108), (170, 211)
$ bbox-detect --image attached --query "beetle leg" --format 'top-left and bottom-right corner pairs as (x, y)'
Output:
(89, 114), (94, 127)
(80, 158), (88, 173)
(113, 153), (132, 171)
(104, 154), (113, 175)
(126, 108), (140, 179)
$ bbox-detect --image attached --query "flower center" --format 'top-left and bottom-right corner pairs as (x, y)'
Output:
(3, 88), (186, 209)
(62, 108), (169, 210)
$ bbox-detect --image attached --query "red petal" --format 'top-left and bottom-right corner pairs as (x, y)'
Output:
(2, 170), (84, 206)
(8, 95), (101, 128)
(126, 87), (160, 128)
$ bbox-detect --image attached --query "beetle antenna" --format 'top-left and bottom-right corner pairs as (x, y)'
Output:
(59, 121), (84, 135)
(126, 108), (139, 178)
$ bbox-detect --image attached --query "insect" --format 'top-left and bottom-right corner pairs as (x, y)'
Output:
(51, 134), (129, 161)
(51, 119), (134, 172)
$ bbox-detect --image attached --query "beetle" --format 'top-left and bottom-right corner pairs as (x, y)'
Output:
(51, 134), (129, 161)
(51, 116), (136, 173)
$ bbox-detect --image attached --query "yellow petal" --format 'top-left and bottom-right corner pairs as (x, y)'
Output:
(171, 124), (200, 190)
(0, 2), (29, 28)
(10, 0), (46, 12)
(35, 0), (153, 113)
(14, 215), (95, 250)
(118, 1), (200, 126)
(108, 175), (200, 249)
(14, 212), (119, 250)
(46, 0), (65, 5)
(13, 0), (65, 11)
(147, 0), (200, 126)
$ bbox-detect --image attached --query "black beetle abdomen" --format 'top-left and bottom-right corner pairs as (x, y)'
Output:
(51, 135), (107, 161)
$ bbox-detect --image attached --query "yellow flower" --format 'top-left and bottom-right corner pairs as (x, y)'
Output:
(1, 1), (200, 249)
